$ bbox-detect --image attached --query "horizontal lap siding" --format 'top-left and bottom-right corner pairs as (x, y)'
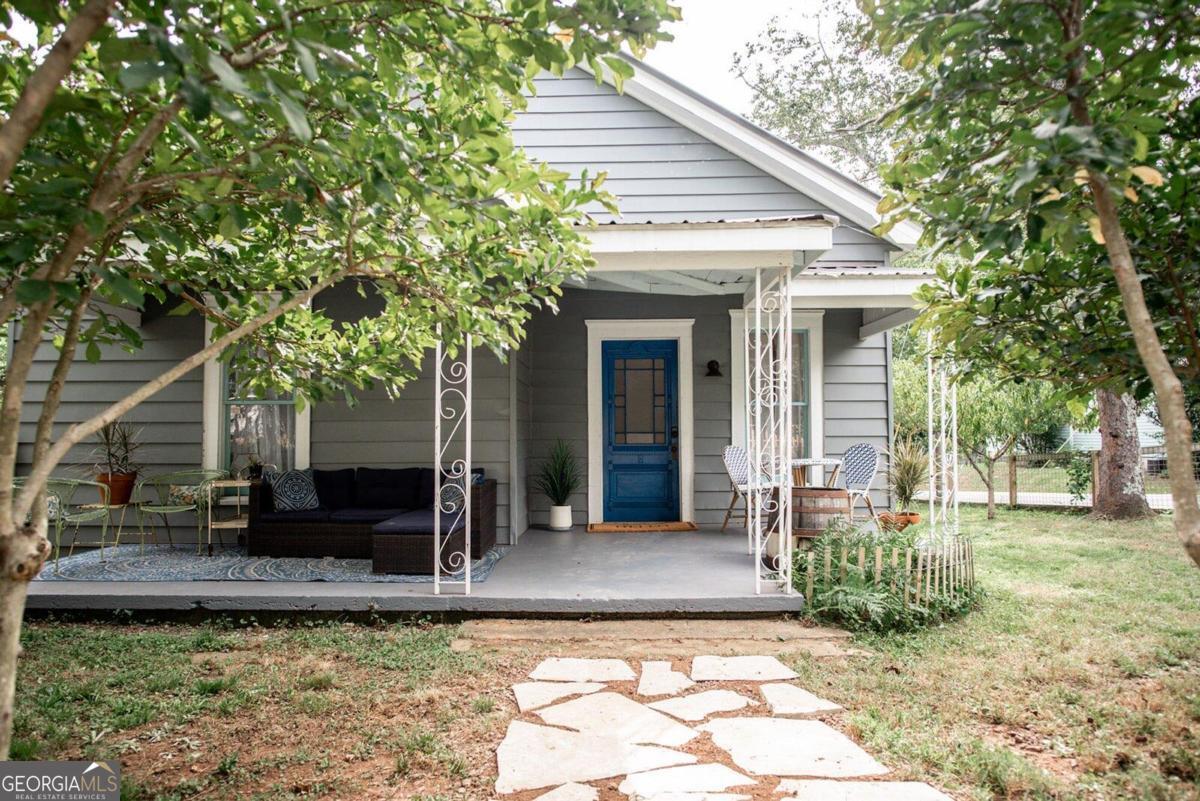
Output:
(525, 289), (738, 529)
(823, 309), (892, 509)
(310, 283), (515, 543)
(16, 312), (205, 534)
(515, 70), (828, 224)
(515, 70), (895, 265)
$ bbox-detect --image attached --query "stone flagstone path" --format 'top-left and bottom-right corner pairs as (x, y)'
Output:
(495, 655), (954, 800)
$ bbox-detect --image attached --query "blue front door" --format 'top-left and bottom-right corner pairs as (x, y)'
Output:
(602, 340), (680, 522)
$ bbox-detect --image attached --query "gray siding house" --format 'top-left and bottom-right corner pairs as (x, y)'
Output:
(17, 59), (925, 548)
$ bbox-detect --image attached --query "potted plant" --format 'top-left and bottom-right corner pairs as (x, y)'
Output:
(880, 436), (927, 532)
(91, 420), (142, 505)
(537, 439), (582, 531)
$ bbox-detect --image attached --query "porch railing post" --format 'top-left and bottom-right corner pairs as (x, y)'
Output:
(746, 263), (793, 596)
(434, 332), (443, 595)
(433, 325), (473, 596)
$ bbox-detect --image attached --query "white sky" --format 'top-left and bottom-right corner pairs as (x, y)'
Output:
(642, 0), (821, 116)
(3, 0), (813, 118)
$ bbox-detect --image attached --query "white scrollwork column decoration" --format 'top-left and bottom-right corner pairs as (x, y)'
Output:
(433, 327), (472, 595)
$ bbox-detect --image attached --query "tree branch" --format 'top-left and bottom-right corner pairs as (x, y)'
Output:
(0, 0), (116, 190)
(13, 268), (350, 523)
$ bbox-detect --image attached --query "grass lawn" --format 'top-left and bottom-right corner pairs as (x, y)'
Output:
(13, 507), (1200, 800)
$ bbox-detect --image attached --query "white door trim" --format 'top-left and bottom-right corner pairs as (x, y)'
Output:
(729, 308), (824, 471)
(585, 318), (695, 523)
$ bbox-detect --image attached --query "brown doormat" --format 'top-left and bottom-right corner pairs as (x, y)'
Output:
(586, 521), (699, 533)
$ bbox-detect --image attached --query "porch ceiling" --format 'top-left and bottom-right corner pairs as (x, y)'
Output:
(570, 264), (934, 307)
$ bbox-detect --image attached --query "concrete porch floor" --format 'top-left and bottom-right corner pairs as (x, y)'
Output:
(26, 526), (803, 615)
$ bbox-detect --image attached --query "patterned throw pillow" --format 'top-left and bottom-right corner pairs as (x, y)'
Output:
(168, 484), (201, 507)
(265, 469), (320, 512)
(45, 494), (61, 521)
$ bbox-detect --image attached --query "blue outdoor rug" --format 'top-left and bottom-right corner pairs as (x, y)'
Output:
(35, 544), (508, 583)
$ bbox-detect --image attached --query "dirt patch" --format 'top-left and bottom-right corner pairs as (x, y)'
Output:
(983, 723), (1081, 785)
(454, 618), (864, 659)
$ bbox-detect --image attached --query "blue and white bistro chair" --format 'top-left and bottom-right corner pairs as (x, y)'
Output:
(841, 442), (881, 524)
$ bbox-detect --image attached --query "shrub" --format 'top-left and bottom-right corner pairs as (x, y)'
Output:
(794, 518), (981, 634)
(1065, 453), (1092, 504)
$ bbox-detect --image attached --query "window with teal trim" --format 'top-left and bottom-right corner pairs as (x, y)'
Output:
(791, 330), (810, 458)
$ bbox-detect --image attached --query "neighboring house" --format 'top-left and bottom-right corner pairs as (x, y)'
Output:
(16, 59), (927, 545)
(1058, 412), (1165, 453)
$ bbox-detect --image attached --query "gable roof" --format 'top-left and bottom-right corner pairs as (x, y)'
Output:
(579, 56), (921, 249)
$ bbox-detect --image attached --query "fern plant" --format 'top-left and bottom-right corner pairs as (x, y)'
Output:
(796, 517), (980, 634)
(536, 439), (582, 506)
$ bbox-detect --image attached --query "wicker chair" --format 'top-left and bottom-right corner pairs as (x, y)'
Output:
(135, 470), (227, 551)
(841, 442), (881, 523)
(721, 444), (762, 556)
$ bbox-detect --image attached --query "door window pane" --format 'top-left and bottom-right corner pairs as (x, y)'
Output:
(612, 355), (667, 446)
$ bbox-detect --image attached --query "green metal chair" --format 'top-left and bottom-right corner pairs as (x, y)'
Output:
(44, 478), (114, 570)
(135, 470), (227, 552)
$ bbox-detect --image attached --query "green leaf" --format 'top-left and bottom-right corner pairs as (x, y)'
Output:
(15, 279), (52, 304)
(85, 341), (102, 363)
(100, 270), (145, 308)
(207, 51), (250, 95)
(218, 211), (242, 239)
(119, 60), (171, 91)
(181, 75), (212, 120)
(294, 41), (319, 82)
(275, 91), (313, 142)
(281, 200), (304, 226)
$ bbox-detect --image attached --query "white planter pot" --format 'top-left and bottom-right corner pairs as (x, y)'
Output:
(548, 505), (573, 531)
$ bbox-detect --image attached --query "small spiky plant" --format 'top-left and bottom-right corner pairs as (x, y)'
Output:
(536, 439), (582, 507)
(887, 436), (928, 513)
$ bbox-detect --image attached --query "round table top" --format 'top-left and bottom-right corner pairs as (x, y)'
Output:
(792, 457), (842, 467)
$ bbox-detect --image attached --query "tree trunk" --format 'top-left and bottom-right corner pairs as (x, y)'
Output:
(0, 520), (51, 759)
(1089, 173), (1200, 567)
(1093, 388), (1152, 519)
(986, 458), (996, 519)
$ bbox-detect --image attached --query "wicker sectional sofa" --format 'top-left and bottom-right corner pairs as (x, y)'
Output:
(248, 467), (496, 574)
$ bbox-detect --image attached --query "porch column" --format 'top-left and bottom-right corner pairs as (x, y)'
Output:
(433, 328), (472, 595)
(745, 265), (794, 595)
(926, 334), (959, 541)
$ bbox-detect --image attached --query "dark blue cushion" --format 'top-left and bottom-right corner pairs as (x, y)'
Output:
(356, 467), (421, 509)
(417, 468), (436, 509)
(313, 468), (355, 510)
(329, 507), (412, 524)
(264, 469), (319, 512)
(260, 508), (331, 524)
(373, 509), (466, 536)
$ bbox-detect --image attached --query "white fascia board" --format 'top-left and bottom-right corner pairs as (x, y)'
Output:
(591, 250), (795, 272)
(859, 307), (920, 339)
(585, 63), (923, 249)
(583, 219), (834, 259)
(791, 274), (930, 305)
